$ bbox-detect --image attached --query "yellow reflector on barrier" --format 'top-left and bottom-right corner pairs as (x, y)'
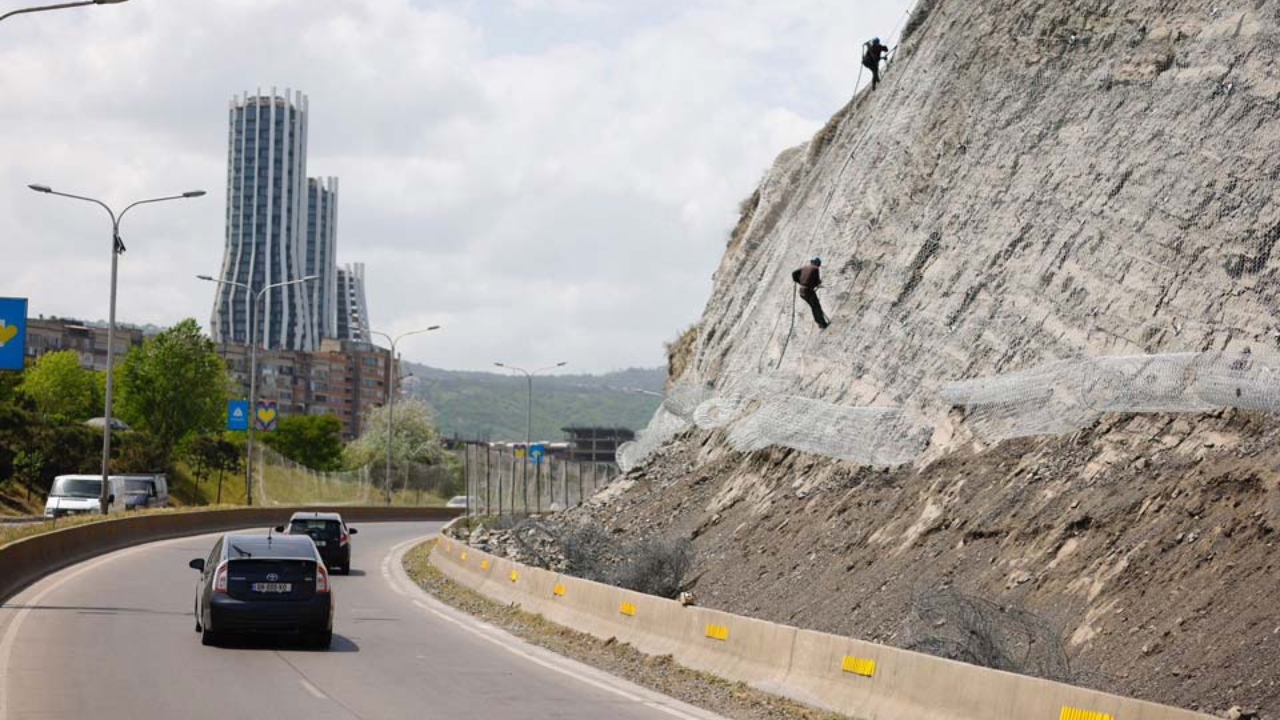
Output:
(1060, 708), (1114, 720)
(444, 543), (452, 554)
(481, 560), (491, 570)
(509, 570), (519, 583)
(554, 584), (567, 597)
(620, 602), (637, 616)
(841, 656), (876, 677)
(460, 552), (467, 562)
(706, 624), (730, 641)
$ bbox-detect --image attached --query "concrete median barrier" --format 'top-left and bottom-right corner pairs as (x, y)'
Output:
(430, 541), (1213, 720)
(0, 506), (458, 603)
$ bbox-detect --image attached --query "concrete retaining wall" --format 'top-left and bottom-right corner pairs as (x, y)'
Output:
(431, 540), (1212, 720)
(0, 506), (457, 603)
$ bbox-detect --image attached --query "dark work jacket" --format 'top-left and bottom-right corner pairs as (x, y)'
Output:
(792, 264), (822, 290)
(863, 42), (889, 65)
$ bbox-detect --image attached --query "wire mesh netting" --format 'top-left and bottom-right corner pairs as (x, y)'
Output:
(253, 445), (456, 507)
(457, 443), (618, 515)
(619, 349), (1278, 471)
(942, 350), (1280, 442)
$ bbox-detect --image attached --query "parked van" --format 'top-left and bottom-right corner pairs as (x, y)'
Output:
(44, 475), (111, 517)
(44, 474), (170, 517)
(114, 474), (169, 510)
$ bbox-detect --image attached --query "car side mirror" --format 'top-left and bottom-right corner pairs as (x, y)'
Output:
(274, 525), (285, 533)
(188, 558), (205, 572)
(348, 528), (358, 535)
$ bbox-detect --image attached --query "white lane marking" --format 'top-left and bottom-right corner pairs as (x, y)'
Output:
(0, 538), (196, 720)
(299, 679), (329, 700)
(381, 537), (726, 720)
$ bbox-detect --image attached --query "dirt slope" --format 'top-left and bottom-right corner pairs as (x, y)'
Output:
(557, 410), (1279, 716)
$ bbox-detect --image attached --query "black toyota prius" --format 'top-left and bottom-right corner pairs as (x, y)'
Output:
(189, 532), (334, 648)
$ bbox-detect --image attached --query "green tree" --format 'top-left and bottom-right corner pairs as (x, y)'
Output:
(116, 319), (228, 460)
(261, 414), (344, 471)
(19, 350), (102, 421)
(345, 398), (451, 469)
(182, 433), (243, 504)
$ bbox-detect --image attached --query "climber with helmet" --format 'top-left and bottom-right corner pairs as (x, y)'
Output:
(862, 37), (890, 90)
(791, 257), (830, 329)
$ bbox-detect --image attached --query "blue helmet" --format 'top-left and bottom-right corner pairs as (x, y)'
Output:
(810, 256), (822, 266)
(872, 37), (880, 44)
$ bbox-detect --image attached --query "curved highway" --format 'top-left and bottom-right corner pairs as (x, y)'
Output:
(0, 522), (723, 720)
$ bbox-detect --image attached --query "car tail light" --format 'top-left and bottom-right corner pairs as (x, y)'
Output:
(339, 531), (348, 546)
(213, 563), (229, 594)
(315, 565), (330, 594)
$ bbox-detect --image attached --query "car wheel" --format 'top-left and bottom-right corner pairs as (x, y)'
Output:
(310, 630), (332, 650)
(337, 566), (350, 576)
(200, 628), (220, 647)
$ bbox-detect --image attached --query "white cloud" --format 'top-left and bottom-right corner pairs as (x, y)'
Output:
(0, 0), (913, 372)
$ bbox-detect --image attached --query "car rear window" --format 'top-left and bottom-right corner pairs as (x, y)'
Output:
(290, 519), (341, 539)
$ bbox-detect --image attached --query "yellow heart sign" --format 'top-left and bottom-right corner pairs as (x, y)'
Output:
(256, 406), (277, 425)
(0, 324), (16, 347)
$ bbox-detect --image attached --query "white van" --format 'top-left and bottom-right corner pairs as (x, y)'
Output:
(44, 475), (111, 517)
(44, 474), (170, 517)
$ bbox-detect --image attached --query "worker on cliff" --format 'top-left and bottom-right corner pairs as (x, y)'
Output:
(862, 37), (890, 91)
(791, 257), (830, 329)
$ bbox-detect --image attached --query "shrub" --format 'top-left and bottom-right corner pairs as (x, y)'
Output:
(613, 536), (693, 599)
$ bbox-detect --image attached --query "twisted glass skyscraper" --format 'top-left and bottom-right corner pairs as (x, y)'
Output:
(212, 89), (334, 351)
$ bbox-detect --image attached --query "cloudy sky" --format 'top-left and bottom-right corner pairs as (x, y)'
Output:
(1, 0), (913, 373)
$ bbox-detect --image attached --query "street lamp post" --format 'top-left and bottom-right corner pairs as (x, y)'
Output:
(29, 184), (205, 514)
(494, 361), (566, 513)
(1, 0), (128, 24)
(198, 274), (318, 506)
(369, 327), (441, 506)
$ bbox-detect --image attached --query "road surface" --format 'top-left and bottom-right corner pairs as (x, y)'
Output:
(0, 521), (724, 720)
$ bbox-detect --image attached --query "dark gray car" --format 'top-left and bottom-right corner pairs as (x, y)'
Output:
(189, 533), (334, 648)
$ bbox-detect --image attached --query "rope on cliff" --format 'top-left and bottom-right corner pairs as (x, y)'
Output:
(757, 284), (798, 372)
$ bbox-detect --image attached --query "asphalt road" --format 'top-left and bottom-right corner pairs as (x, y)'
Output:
(0, 522), (724, 720)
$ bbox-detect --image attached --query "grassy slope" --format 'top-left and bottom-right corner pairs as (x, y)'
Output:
(402, 365), (665, 442)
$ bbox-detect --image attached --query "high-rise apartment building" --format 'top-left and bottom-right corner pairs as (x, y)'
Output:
(336, 262), (371, 342)
(211, 89), (316, 351)
(305, 177), (339, 344)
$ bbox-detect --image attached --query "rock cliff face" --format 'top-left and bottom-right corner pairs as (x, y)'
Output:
(582, 0), (1280, 716)
(690, 0), (1280, 434)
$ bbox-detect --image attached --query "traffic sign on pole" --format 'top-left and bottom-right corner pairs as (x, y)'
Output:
(0, 298), (29, 371)
(529, 444), (545, 465)
(227, 400), (249, 431)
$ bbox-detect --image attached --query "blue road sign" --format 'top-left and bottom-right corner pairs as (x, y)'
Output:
(529, 444), (546, 464)
(227, 400), (249, 431)
(0, 298), (28, 371)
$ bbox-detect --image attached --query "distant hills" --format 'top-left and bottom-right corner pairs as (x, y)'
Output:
(400, 364), (665, 442)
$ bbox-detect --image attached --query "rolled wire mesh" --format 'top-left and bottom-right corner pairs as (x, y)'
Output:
(618, 350), (1278, 471)
(942, 350), (1280, 442)
(725, 396), (928, 467)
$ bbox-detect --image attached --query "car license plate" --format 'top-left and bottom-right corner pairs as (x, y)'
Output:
(314, 540), (327, 547)
(252, 582), (292, 593)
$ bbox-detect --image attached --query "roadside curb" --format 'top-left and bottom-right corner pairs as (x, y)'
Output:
(429, 541), (1214, 720)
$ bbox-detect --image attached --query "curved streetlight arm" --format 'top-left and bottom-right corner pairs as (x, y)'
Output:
(30, 186), (205, 254)
(196, 274), (250, 293)
(29, 186), (115, 224)
(118, 192), (205, 225)
(2, 0), (128, 22)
